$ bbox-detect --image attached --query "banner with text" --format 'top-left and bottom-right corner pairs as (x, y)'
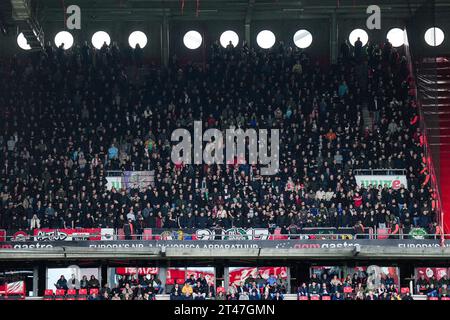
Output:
(355, 175), (408, 189)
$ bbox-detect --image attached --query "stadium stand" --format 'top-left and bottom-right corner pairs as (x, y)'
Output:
(0, 38), (437, 239)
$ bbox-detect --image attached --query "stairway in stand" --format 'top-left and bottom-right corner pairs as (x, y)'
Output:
(417, 57), (450, 234)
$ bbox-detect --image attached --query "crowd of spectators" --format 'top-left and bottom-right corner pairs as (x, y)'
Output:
(416, 274), (450, 298)
(170, 273), (215, 300)
(298, 270), (411, 300)
(0, 36), (436, 236)
(53, 272), (162, 300)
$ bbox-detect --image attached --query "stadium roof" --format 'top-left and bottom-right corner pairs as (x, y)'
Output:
(30, 0), (450, 22)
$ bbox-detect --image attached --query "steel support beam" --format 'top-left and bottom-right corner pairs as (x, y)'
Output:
(330, 10), (338, 64)
(161, 10), (169, 67)
(244, 0), (255, 47)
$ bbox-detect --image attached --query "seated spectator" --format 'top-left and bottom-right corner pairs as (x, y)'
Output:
(308, 281), (320, 295)
(88, 275), (100, 289)
(383, 273), (395, 287)
(170, 283), (182, 300)
(426, 284), (439, 298)
(228, 292), (238, 300)
(319, 283), (330, 297)
(266, 274), (277, 287)
(216, 291), (226, 300)
(182, 282), (193, 297)
(111, 292), (121, 300)
(416, 274), (429, 294)
(297, 283), (309, 298)
(67, 274), (79, 290)
(390, 292), (401, 300)
(121, 283), (134, 297)
(439, 275), (449, 287)
(255, 274), (266, 288)
(261, 291), (271, 301)
(55, 275), (68, 290)
(249, 288), (261, 300)
(272, 292), (283, 300)
(332, 292), (344, 300)
(439, 284), (449, 298)
(100, 283), (111, 296)
(193, 281), (207, 300)
(88, 292), (99, 300)
(402, 292), (414, 300)
(185, 274), (196, 286)
(80, 275), (89, 289)
(330, 275), (342, 294)
(365, 290), (378, 300)
(239, 291), (250, 300)
(101, 292), (110, 300)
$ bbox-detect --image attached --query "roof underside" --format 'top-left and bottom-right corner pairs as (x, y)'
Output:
(27, 0), (450, 22)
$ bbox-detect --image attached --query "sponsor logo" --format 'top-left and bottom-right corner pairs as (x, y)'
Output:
(11, 231), (31, 242)
(35, 230), (69, 241)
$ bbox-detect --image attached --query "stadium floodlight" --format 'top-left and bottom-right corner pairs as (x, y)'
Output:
(128, 31), (148, 49)
(424, 27), (445, 47)
(293, 29), (313, 49)
(91, 31), (111, 49)
(17, 32), (31, 50)
(183, 30), (203, 50)
(54, 31), (74, 50)
(386, 28), (404, 47)
(220, 30), (239, 48)
(256, 30), (276, 49)
(349, 28), (369, 46)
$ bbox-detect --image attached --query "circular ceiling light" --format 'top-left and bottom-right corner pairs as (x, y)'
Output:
(256, 30), (276, 49)
(54, 31), (74, 50)
(17, 33), (31, 50)
(293, 29), (313, 49)
(424, 27), (445, 47)
(220, 30), (239, 48)
(128, 31), (148, 49)
(386, 28), (405, 47)
(91, 31), (111, 50)
(349, 28), (369, 46)
(183, 30), (203, 50)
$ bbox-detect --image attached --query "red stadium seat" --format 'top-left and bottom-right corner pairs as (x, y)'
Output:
(216, 287), (225, 294)
(377, 228), (390, 240)
(77, 288), (88, 300)
(165, 279), (174, 285)
(343, 286), (353, 293)
(441, 297), (450, 300)
(89, 288), (99, 295)
(400, 287), (410, 294)
(298, 296), (309, 300)
(176, 279), (185, 285)
(43, 289), (54, 300)
(54, 289), (65, 300)
(310, 295), (320, 300)
(428, 297), (439, 300)
(66, 289), (77, 300)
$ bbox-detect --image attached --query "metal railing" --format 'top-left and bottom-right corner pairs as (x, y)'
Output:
(2, 229), (448, 242)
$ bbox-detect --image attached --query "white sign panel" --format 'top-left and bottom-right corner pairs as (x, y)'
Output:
(106, 177), (122, 190)
(355, 175), (407, 189)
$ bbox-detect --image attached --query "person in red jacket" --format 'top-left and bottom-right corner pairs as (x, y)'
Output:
(353, 192), (363, 208)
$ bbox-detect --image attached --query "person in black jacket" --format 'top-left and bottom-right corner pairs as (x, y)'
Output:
(55, 275), (68, 290)
(170, 283), (182, 300)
